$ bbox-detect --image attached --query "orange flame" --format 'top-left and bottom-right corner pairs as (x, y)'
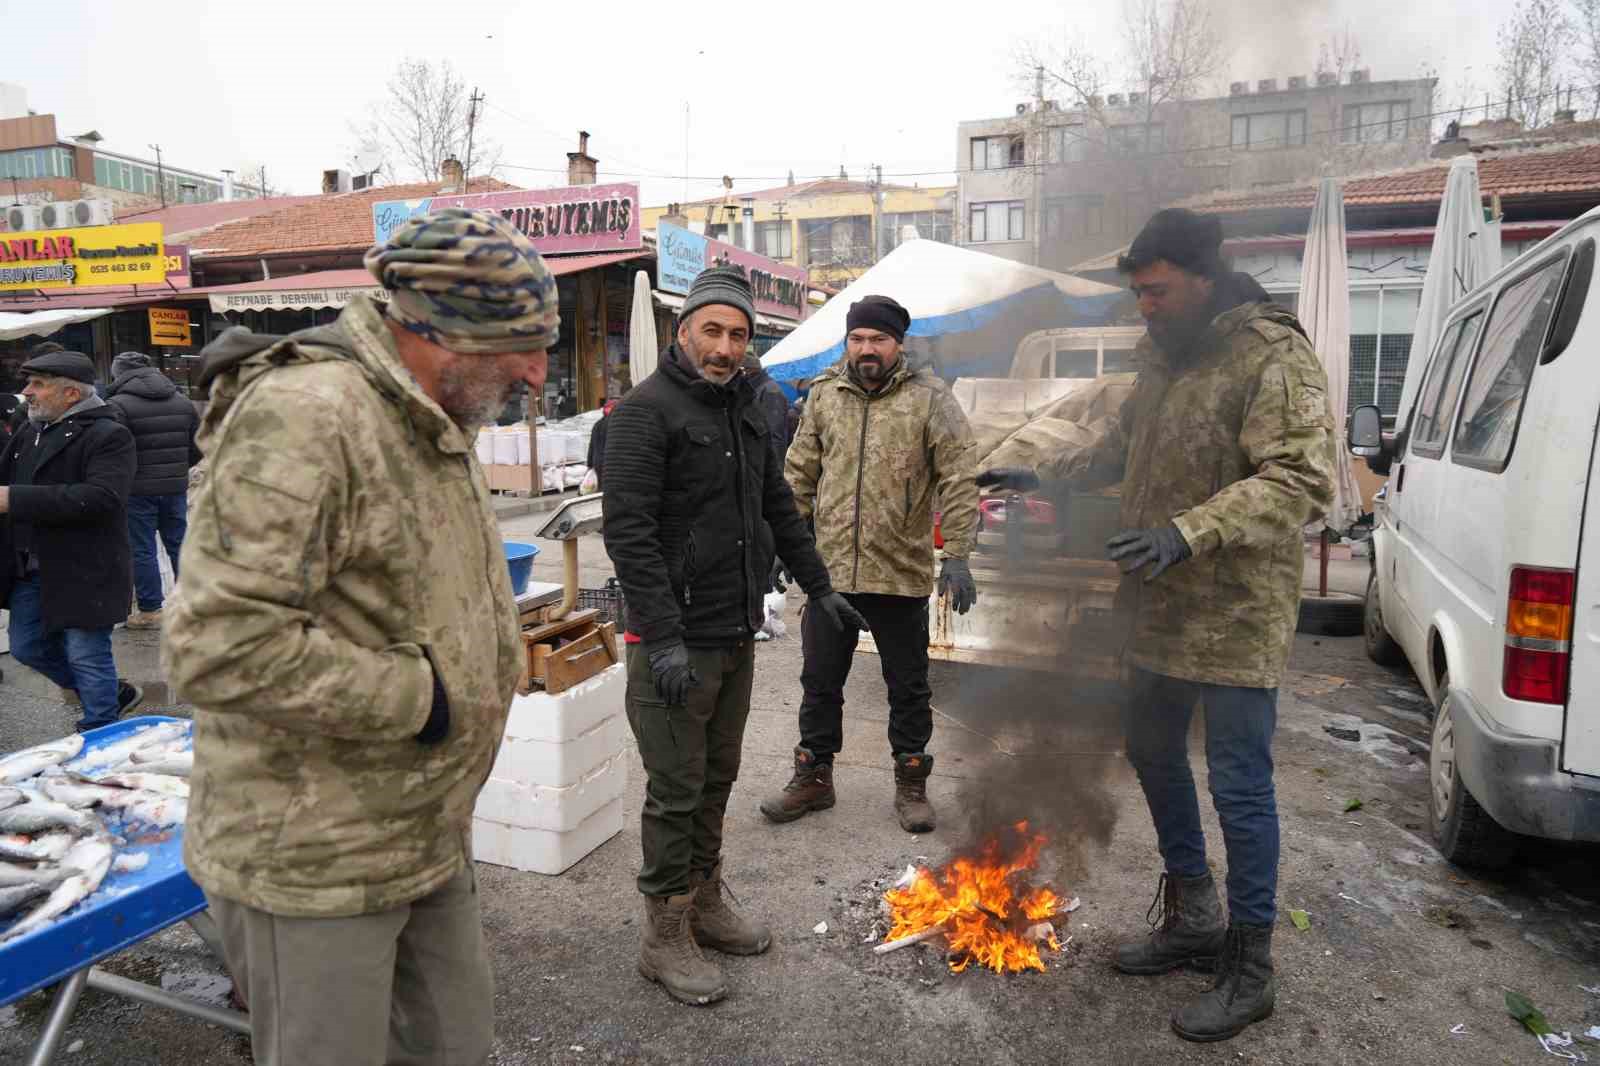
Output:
(882, 821), (1064, 974)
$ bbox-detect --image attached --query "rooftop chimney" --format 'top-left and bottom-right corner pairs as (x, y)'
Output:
(221, 168), (235, 202)
(660, 202), (688, 230)
(439, 156), (464, 192)
(567, 130), (597, 186)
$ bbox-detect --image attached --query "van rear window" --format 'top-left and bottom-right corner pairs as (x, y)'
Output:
(1452, 257), (1568, 472)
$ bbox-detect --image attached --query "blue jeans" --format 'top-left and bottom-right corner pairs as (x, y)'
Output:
(8, 573), (120, 731)
(127, 492), (187, 612)
(1123, 669), (1280, 926)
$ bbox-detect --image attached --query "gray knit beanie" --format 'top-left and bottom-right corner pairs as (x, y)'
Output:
(112, 351), (151, 378)
(680, 265), (755, 335)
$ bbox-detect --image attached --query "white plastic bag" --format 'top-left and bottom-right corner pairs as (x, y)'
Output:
(756, 590), (788, 641)
(580, 467), (600, 494)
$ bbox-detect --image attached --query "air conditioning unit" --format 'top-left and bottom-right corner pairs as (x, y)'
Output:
(1016, 102), (1029, 115)
(1230, 81), (1250, 96)
(41, 199), (114, 228)
(1288, 75), (1308, 90)
(1107, 93), (1125, 107)
(1128, 91), (1146, 106)
(4, 204), (41, 232)
(1316, 72), (1339, 87)
(1350, 69), (1371, 84)
(1258, 79), (1278, 93)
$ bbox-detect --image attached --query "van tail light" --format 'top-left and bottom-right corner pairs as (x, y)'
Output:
(1503, 566), (1575, 704)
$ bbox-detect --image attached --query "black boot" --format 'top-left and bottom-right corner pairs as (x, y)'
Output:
(892, 752), (935, 833)
(1112, 871), (1226, 975)
(1171, 922), (1276, 1042)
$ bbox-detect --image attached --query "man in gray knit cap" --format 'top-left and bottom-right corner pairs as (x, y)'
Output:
(167, 208), (553, 1066)
(603, 265), (862, 1006)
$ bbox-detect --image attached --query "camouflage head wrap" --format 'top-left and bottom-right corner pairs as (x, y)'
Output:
(364, 207), (560, 354)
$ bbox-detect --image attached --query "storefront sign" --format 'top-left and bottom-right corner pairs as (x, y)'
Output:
(163, 244), (192, 287)
(208, 285), (389, 314)
(148, 307), (192, 346)
(0, 222), (164, 291)
(656, 222), (809, 321)
(371, 182), (641, 254)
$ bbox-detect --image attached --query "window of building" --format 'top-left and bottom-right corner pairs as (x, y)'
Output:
(1452, 256), (1568, 470)
(754, 220), (793, 259)
(1043, 196), (1105, 242)
(1347, 287), (1423, 420)
(883, 211), (954, 250)
(969, 201), (1025, 243)
(970, 135), (1024, 170)
(1107, 123), (1165, 155)
(1342, 101), (1412, 143)
(804, 216), (872, 265)
(1408, 310), (1484, 457)
(1230, 110), (1307, 151)
(1045, 125), (1093, 164)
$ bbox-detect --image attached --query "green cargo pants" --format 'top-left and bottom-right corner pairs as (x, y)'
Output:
(625, 639), (755, 897)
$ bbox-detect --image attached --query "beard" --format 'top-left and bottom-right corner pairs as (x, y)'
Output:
(437, 358), (517, 430)
(683, 337), (740, 385)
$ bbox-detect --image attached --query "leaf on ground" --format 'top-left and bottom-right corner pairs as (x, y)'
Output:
(1288, 909), (1311, 931)
(1343, 798), (1364, 812)
(1506, 990), (1554, 1036)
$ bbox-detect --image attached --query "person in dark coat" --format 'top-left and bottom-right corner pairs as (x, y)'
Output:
(1, 350), (141, 731)
(741, 353), (791, 453)
(586, 398), (619, 488)
(106, 352), (201, 628)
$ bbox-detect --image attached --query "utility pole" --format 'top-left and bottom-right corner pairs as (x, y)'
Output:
(257, 165), (269, 199)
(149, 144), (166, 207)
(463, 87), (484, 191)
(871, 163), (883, 264)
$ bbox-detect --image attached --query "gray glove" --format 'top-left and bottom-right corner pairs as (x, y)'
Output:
(645, 640), (700, 705)
(811, 591), (867, 632)
(1107, 523), (1192, 583)
(976, 467), (1041, 493)
(937, 557), (977, 614)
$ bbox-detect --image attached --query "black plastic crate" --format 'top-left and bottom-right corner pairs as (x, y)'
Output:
(577, 579), (626, 630)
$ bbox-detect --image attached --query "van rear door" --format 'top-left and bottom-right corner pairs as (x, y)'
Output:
(1565, 423), (1600, 778)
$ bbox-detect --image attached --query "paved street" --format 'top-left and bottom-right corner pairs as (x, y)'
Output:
(1, 529), (1597, 1065)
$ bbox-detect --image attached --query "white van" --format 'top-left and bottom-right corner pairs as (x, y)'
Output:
(1350, 208), (1600, 868)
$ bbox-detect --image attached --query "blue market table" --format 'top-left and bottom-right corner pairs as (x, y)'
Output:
(0, 716), (248, 1065)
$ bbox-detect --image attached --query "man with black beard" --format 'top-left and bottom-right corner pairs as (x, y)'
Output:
(980, 209), (1334, 1043)
(601, 266), (864, 1007)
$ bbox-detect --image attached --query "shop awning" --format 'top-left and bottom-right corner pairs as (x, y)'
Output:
(200, 251), (653, 315)
(0, 308), (113, 341)
(652, 290), (799, 333)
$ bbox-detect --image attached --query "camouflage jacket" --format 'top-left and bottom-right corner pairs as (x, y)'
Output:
(165, 296), (522, 918)
(786, 360), (978, 598)
(1047, 300), (1335, 688)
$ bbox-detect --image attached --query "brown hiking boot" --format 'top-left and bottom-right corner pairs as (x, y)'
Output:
(638, 893), (726, 1006)
(759, 747), (835, 823)
(1113, 871), (1227, 975)
(125, 609), (163, 630)
(1171, 922), (1276, 1042)
(893, 752), (935, 833)
(689, 863), (772, 955)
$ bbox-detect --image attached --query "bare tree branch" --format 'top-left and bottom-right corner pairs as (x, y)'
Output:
(358, 58), (497, 184)
(1575, 0), (1600, 118)
(1496, 0), (1572, 129)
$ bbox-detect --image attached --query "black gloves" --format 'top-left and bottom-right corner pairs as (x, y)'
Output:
(976, 467), (1041, 493)
(417, 662), (450, 744)
(811, 591), (867, 632)
(1107, 523), (1193, 583)
(768, 559), (789, 594)
(937, 557), (977, 614)
(646, 640), (701, 705)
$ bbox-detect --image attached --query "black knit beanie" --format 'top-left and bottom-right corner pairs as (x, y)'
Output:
(845, 294), (910, 341)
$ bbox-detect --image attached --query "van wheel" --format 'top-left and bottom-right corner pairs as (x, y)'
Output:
(1430, 676), (1519, 869)
(1297, 592), (1364, 637)
(1363, 571), (1407, 666)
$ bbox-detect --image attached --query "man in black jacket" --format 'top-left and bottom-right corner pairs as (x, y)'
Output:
(2, 350), (141, 731)
(602, 266), (864, 1008)
(106, 352), (200, 629)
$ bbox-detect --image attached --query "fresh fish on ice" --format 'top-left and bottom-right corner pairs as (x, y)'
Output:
(0, 735), (84, 784)
(110, 852), (149, 874)
(68, 722), (188, 771)
(0, 794), (98, 834)
(91, 773), (189, 798)
(0, 836), (114, 942)
(130, 742), (191, 764)
(0, 882), (48, 917)
(0, 832), (75, 863)
(0, 861), (65, 889)
(0, 787), (24, 810)
(122, 752), (192, 778)
(120, 794), (186, 828)
(39, 778), (128, 810)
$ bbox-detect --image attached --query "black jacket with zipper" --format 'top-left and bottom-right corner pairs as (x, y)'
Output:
(602, 344), (832, 647)
(106, 367), (201, 496)
(0, 404), (135, 632)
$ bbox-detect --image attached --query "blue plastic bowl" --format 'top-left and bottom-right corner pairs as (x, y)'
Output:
(503, 541), (540, 596)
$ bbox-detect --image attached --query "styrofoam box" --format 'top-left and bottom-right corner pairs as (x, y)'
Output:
(475, 751), (627, 833)
(491, 428), (520, 465)
(491, 712), (627, 788)
(473, 796), (625, 875)
(474, 431), (493, 465)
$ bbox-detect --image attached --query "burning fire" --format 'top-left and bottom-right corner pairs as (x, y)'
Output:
(882, 821), (1069, 974)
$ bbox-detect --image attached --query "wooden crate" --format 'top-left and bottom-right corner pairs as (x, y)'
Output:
(518, 608), (619, 695)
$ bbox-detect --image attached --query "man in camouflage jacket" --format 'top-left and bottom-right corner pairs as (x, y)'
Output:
(165, 210), (552, 1066)
(761, 295), (979, 834)
(982, 209), (1334, 1043)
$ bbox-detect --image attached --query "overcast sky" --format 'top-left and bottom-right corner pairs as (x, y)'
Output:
(11, 0), (1509, 205)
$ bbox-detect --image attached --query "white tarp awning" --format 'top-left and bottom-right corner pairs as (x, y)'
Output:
(1300, 177), (1361, 532)
(0, 307), (112, 342)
